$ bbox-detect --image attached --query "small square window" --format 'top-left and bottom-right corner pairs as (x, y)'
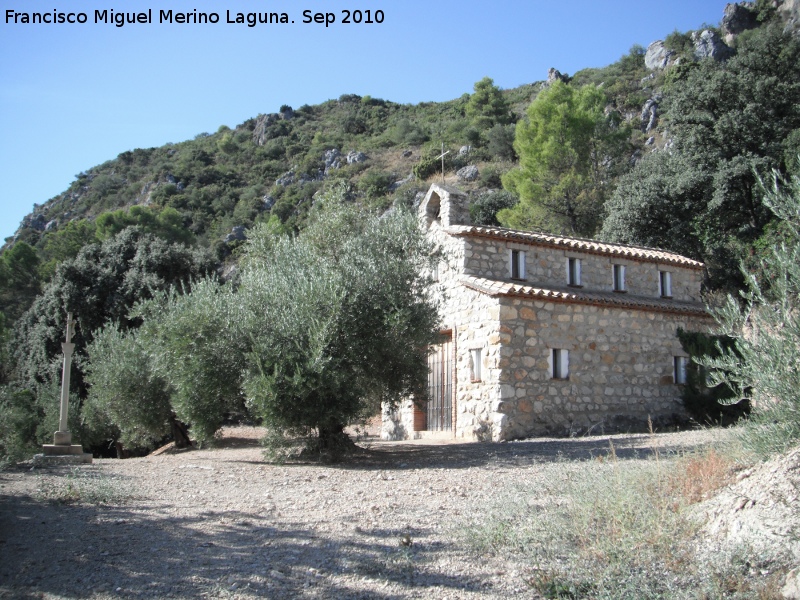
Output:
(674, 356), (688, 385)
(567, 258), (581, 286)
(551, 348), (569, 380)
(470, 348), (482, 382)
(613, 264), (626, 292)
(659, 271), (672, 298)
(510, 249), (526, 280)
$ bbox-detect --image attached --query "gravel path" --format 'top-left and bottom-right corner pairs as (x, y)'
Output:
(0, 427), (726, 599)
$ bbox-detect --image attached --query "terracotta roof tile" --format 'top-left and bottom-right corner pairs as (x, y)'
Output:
(445, 225), (705, 270)
(461, 276), (710, 317)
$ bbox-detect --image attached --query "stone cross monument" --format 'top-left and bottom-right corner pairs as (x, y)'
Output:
(35, 312), (92, 465)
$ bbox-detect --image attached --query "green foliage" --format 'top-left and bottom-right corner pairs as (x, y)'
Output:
(357, 169), (394, 205)
(606, 24), (800, 291)
(663, 29), (695, 55)
(132, 280), (248, 444)
(217, 132), (238, 154)
(0, 242), (41, 324)
(485, 124), (516, 161)
(601, 151), (706, 260)
(389, 118), (429, 146)
(83, 326), (172, 448)
(8, 227), (215, 453)
(95, 205), (194, 246)
(676, 329), (748, 425)
(37, 220), (98, 281)
(700, 172), (800, 457)
(465, 77), (511, 128)
(571, 45), (649, 113)
(0, 386), (40, 463)
(501, 82), (627, 236)
(239, 186), (441, 453)
(469, 191), (519, 226)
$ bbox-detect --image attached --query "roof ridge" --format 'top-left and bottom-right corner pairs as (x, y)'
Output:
(445, 225), (704, 269)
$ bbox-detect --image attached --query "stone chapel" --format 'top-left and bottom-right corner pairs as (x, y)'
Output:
(382, 184), (712, 441)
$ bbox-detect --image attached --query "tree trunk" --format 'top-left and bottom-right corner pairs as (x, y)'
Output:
(169, 413), (192, 448)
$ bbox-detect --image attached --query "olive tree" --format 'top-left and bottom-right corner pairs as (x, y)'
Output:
(239, 189), (441, 453)
(702, 172), (800, 457)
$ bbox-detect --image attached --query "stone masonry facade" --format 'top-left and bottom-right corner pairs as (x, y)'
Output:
(382, 184), (712, 442)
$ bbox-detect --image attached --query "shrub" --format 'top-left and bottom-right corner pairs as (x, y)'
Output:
(702, 171), (800, 457)
(469, 190), (518, 227)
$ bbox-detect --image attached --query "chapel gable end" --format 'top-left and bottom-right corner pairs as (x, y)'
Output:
(419, 183), (470, 229)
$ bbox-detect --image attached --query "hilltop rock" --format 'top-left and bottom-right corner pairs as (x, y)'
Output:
(692, 29), (734, 61)
(546, 68), (567, 85)
(722, 2), (758, 43)
(644, 40), (676, 70)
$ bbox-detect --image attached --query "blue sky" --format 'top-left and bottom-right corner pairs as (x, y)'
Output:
(1, 0), (728, 242)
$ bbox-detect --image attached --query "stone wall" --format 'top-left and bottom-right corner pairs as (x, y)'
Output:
(491, 296), (711, 439)
(462, 236), (703, 302)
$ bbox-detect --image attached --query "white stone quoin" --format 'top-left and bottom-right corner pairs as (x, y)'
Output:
(382, 184), (711, 442)
(34, 312), (92, 465)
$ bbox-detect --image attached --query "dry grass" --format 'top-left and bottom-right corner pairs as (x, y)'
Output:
(666, 448), (738, 505)
(457, 434), (785, 599)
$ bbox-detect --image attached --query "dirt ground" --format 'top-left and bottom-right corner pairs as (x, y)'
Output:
(0, 427), (731, 599)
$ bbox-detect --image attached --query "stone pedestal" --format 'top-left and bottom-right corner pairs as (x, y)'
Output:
(34, 442), (93, 466)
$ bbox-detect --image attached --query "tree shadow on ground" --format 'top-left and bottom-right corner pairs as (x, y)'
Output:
(287, 430), (722, 472)
(0, 492), (485, 599)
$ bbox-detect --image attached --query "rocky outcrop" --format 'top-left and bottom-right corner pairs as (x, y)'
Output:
(546, 68), (567, 85)
(641, 98), (660, 133)
(223, 226), (247, 244)
(644, 40), (676, 70)
(275, 170), (295, 187)
(456, 165), (479, 182)
(262, 195), (276, 211)
(346, 151), (367, 164)
(252, 113), (280, 146)
(722, 2), (758, 43)
(323, 149), (342, 174)
(692, 29), (734, 61)
(26, 214), (47, 231)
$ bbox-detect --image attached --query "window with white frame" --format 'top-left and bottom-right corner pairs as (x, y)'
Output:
(510, 249), (526, 280)
(659, 270), (672, 298)
(613, 264), (626, 292)
(551, 348), (569, 380)
(567, 257), (582, 286)
(674, 356), (688, 385)
(470, 348), (482, 382)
